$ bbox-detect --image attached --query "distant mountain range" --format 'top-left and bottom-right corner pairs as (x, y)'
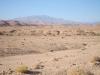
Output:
(0, 15), (98, 26)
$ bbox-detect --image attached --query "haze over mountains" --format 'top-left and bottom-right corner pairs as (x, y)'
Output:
(0, 15), (98, 26)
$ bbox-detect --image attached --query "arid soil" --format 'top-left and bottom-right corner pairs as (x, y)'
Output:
(0, 25), (100, 75)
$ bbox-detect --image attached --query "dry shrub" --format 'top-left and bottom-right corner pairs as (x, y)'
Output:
(9, 30), (16, 33)
(91, 56), (100, 66)
(76, 29), (86, 35)
(0, 31), (4, 35)
(15, 65), (28, 73)
(67, 67), (93, 75)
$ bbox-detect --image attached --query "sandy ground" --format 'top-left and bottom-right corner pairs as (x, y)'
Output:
(0, 26), (100, 75)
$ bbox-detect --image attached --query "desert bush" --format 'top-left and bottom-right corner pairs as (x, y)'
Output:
(15, 65), (28, 73)
(35, 64), (44, 69)
(91, 56), (100, 66)
(46, 30), (52, 35)
(76, 29), (86, 35)
(0, 32), (4, 35)
(52, 30), (60, 36)
(9, 30), (16, 33)
(62, 30), (71, 36)
(82, 43), (87, 46)
(85, 32), (96, 36)
(95, 33), (100, 36)
(67, 67), (93, 75)
(31, 30), (37, 35)
(0, 31), (5, 35)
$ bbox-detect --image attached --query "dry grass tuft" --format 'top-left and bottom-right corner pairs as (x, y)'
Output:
(15, 65), (28, 73)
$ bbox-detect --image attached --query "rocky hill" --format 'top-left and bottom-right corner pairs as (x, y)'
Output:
(0, 15), (92, 26)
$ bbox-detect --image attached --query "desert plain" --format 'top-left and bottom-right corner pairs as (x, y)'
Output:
(0, 25), (100, 75)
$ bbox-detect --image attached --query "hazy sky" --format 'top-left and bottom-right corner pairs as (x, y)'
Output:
(0, 0), (100, 22)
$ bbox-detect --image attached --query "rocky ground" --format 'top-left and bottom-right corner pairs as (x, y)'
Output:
(0, 25), (100, 75)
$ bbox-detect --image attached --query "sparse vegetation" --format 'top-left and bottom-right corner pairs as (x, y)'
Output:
(82, 43), (87, 46)
(0, 26), (100, 75)
(15, 65), (28, 73)
(91, 56), (100, 66)
(76, 29), (86, 35)
(9, 30), (16, 33)
(0, 31), (4, 35)
(95, 33), (100, 36)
